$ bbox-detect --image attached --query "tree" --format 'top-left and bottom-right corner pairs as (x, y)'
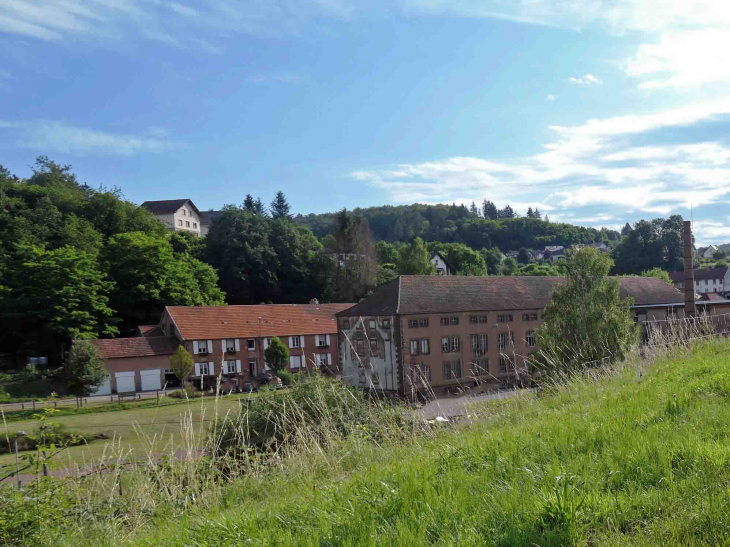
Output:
(501, 257), (518, 276)
(397, 237), (436, 275)
(534, 208), (541, 220)
(640, 267), (672, 285)
(331, 209), (377, 301)
(270, 191), (292, 220)
(429, 242), (486, 276)
(469, 201), (479, 217)
(264, 336), (290, 372)
(713, 250), (726, 261)
(375, 240), (399, 264)
(526, 207), (534, 219)
(169, 345), (194, 387)
(621, 222), (633, 236)
(253, 197), (268, 216)
(243, 194), (256, 212)
(482, 200), (498, 220)
(517, 247), (532, 264)
(66, 341), (107, 397)
(612, 215), (686, 274)
(536, 248), (639, 374)
(498, 205), (516, 219)
(481, 247), (503, 275)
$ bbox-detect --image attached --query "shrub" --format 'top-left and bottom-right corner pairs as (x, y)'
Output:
(0, 372), (13, 383)
(13, 364), (38, 384)
(0, 423), (88, 454)
(168, 385), (203, 399)
(276, 370), (297, 386)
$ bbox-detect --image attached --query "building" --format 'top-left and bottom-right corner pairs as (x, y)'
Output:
(140, 199), (202, 236)
(544, 246), (565, 262)
(200, 210), (224, 237)
(430, 252), (452, 275)
(697, 245), (719, 259)
(84, 303), (353, 395)
(335, 275), (701, 398)
(670, 267), (730, 297)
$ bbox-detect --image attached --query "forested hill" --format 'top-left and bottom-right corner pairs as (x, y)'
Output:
(295, 203), (620, 251)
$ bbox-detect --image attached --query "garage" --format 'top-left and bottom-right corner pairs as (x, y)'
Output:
(115, 371), (136, 393)
(140, 369), (162, 391)
(92, 375), (111, 396)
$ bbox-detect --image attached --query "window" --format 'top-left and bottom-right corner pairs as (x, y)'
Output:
(450, 316), (459, 325)
(355, 339), (364, 354)
(197, 341), (209, 354)
(440, 317), (449, 326)
(469, 316), (478, 324)
(419, 318), (429, 328)
(178, 219), (183, 226)
(182, 209), (186, 216)
(409, 319), (418, 328)
(499, 356), (513, 373)
(497, 332), (514, 351)
(370, 340), (378, 356)
(522, 312), (539, 321)
(226, 339), (237, 352)
(479, 315), (487, 323)
(479, 334), (488, 353)
(471, 334), (487, 357)
(525, 330), (536, 347)
(382, 319), (391, 328)
(317, 335), (329, 347)
(450, 336), (460, 352)
(225, 361), (237, 374)
(317, 354), (328, 366)
(411, 364), (431, 384)
(441, 336), (449, 353)
(470, 360), (488, 377)
(199, 362), (210, 375)
(420, 338), (430, 354)
(443, 359), (462, 380)
(497, 314), (514, 323)
(290, 355), (303, 369)
(369, 320), (376, 329)
(356, 320), (363, 330)
(193, 222), (197, 229)
(247, 339), (255, 351)
(410, 339), (419, 355)
(248, 359), (258, 376)
(342, 319), (351, 330)
(186, 221), (190, 227)
(291, 336), (302, 348)
(470, 334), (479, 351)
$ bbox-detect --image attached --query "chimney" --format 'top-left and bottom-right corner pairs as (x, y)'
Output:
(683, 220), (696, 318)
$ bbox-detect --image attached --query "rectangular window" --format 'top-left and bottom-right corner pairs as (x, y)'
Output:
(479, 315), (488, 323)
(226, 339), (236, 352)
(317, 335), (329, 347)
(410, 339), (419, 355)
(440, 317), (449, 326)
(369, 320), (376, 329)
(470, 334), (479, 351)
(317, 354), (328, 366)
(356, 339), (364, 354)
(370, 339), (378, 356)
(470, 360), (488, 377)
(291, 355), (303, 369)
(186, 221), (190, 227)
(522, 313), (530, 321)
(382, 319), (391, 328)
(443, 360), (452, 380)
(525, 330), (536, 347)
(441, 336), (449, 353)
(199, 362), (210, 375)
(225, 361), (237, 374)
(497, 314), (513, 323)
(182, 209), (186, 216)
(412, 364), (431, 384)
(479, 334), (488, 353)
(247, 339), (255, 351)
(197, 341), (209, 354)
(420, 338), (430, 354)
(469, 316), (478, 324)
(193, 222), (197, 229)
(409, 319), (418, 328)
(530, 313), (538, 321)
(450, 316), (459, 325)
(178, 219), (183, 226)
(498, 314), (505, 323)
(342, 319), (350, 330)
(291, 336), (302, 348)
(419, 318), (429, 328)
(498, 333), (515, 351)
(450, 336), (460, 352)
(356, 320), (363, 330)
(499, 356), (512, 373)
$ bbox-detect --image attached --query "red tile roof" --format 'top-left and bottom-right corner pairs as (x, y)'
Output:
(165, 304), (354, 340)
(669, 267), (728, 283)
(85, 337), (179, 359)
(137, 325), (164, 337)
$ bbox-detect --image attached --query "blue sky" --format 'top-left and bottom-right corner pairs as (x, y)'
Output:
(2, 0), (730, 245)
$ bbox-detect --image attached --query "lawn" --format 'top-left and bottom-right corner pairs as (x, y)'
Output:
(0, 394), (258, 469)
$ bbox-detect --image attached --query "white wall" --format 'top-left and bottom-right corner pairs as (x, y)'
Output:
(339, 316), (399, 392)
(431, 254), (449, 275)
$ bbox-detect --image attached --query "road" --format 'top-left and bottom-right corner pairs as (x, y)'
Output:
(417, 388), (530, 420)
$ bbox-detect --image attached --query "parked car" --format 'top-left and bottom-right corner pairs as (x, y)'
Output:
(241, 382), (256, 394)
(255, 373), (284, 389)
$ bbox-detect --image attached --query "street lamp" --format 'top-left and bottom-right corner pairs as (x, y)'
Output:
(14, 430), (26, 489)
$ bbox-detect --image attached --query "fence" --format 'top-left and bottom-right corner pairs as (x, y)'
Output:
(0, 390), (168, 414)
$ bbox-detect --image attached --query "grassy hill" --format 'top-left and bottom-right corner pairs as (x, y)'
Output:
(11, 339), (730, 546)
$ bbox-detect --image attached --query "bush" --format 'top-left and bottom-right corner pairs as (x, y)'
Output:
(0, 372), (13, 383)
(168, 385), (203, 399)
(0, 423), (89, 454)
(13, 364), (38, 383)
(276, 370), (297, 386)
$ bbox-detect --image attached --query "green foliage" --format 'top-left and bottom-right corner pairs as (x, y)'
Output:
(169, 385), (203, 399)
(270, 191), (292, 219)
(169, 345), (194, 386)
(517, 247), (532, 264)
(536, 248), (639, 373)
(641, 267), (672, 284)
(501, 256), (518, 276)
(65, 340), (107, 397)
(12, 364), (38, 384)
(481, 247), (503, 275)
(516, 262), (560, 276)
(429, 242), (487, 276)
(377, 263), (398, 286)
(276, 369), (297, 386)
(264, 336), (289, 372)
(375, 240), (399, 264)
(612, 215), (686, 273)
(397, 237), (436, 275)
(329, 209), (378, 302)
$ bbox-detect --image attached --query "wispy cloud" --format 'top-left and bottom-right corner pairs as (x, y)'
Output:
(166, 2), (198, 17)
(0, 120), (179, 157)
(546, 94), (557, 101)
(569, 74), (602, 85)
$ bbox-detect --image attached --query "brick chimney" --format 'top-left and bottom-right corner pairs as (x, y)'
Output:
(683, 220), (696, 318)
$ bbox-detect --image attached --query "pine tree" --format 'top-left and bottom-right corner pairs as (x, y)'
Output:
(621, 222), (633, 236)
(243, 194), (255, 212)
(534, 208), (541, 220)
(253, 197), (268, 216)
(270, 191), (291, 219)
(482, 200), (498, 220)
(526, 207), (534, 218)
(470, 201), (479, 217)
(544, 216), (550, 223)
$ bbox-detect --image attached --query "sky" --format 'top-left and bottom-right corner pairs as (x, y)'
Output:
(1, 1), (730, 245)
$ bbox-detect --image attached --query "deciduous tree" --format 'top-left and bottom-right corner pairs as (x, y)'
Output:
(169, 345), (194, 387)
(264, 336), (290, 372)
(66, 341), (108, 397)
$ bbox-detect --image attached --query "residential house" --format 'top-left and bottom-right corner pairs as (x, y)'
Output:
(670, 267), (730, 297)
(504, 251), (520, 259)
(200, 210), (224, 237)
(544, 246), (565, 262)
(530, 249), (545, 260)
(430, 252), (452, 275)
(696, 245), (719, 259)
(336, 275), (706, 399)
(140, 199), (202, 236)
(84, 303), (352, 395)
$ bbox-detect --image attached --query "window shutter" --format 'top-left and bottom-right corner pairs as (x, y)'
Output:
(194, 363), (200, 376)
(290, 356), (295, 368)
(301, 336), (305, 349)
(289, 336), (294, 348)
(208, 340), (213, 352)
(327, 354), (332, 365)
(209, 362), (215, 375)
(326, 334), (331, 345)
(235, 339), (240, 352)
(193, 341), (199, 354)
(236, 360), (242, 373)
(222, 340), (227, 353)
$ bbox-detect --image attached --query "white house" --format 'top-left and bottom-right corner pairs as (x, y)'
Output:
(430, 252), (452, 275)
(670, 266), (730, 297)
(698, 245), (719, 259)
(140, 199), (202, 237)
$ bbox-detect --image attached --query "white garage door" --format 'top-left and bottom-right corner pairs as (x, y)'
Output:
(115, 372), (136, 393)
(140, 369), (162, 391)
(92, 375), (111, 396)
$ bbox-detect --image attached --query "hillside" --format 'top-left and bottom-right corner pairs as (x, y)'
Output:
(47, 338), (730, 546)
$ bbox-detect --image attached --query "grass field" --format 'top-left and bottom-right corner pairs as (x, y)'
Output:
(67, 339), (730, 546)
(0, 394), (258, 468)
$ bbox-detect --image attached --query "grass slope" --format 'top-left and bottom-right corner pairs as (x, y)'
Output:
(73, 340), (730, 545)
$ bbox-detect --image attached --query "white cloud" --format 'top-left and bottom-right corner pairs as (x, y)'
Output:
(0, 120), (179, 157)
(569, 74), (603, 85)
(166, 2), (198, 17)
(692, 220), (730, 246)
(546, 94), (557, 101)
(351, 99), (730, 221)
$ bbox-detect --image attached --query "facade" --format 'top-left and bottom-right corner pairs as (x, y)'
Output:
(697, 245), (718, 259)
(430, 252), (452, 275)
(140, 199), (202, 236)
(670, 267), (730, 296)
(336, 275), (700, 398)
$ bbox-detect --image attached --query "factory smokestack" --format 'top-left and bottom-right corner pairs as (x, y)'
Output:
(684, 220), (696, 318)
